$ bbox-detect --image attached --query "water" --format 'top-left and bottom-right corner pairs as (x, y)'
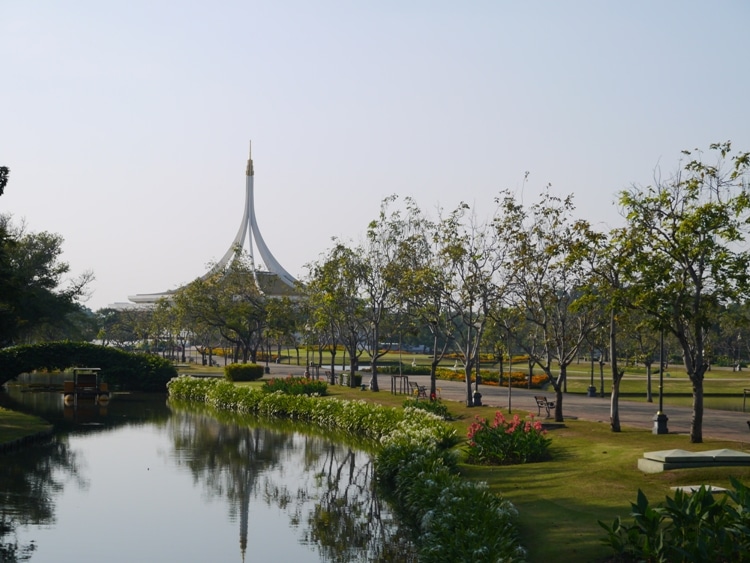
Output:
(0, 390), (414, 563)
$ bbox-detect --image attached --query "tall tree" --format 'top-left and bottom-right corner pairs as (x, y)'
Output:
(618, 142), (750, 443)
(436, 202), (506, 406)
(306, 243), (366, 385)
(392, 199), (456, 398)
(354, 196), (408, 391)
(499, 189), (602, 422)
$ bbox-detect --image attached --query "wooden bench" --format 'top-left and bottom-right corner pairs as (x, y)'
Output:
(409, 381), (428, 400)
(534, 395), (555, 418)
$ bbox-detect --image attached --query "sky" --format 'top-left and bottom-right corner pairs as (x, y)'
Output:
(2, 1), (750, 312)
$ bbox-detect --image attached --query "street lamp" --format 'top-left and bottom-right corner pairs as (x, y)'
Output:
(587, 346), (597, 397)
(473, 322), (482, 407)
(653, 326), (669, 434)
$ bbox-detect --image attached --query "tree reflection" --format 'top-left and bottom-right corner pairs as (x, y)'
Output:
(167, 403), (416, 562)
(0, 437), (86, 562)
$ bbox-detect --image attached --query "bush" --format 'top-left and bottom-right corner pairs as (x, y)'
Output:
(0, 342), (176, 391)
(376, 443), (526, 563)
(600, 479), (750, 562)
(224, 363), (264, 382)
(402, 398), (451, 420)
(466, 411), (551, 465)
(262, 376), (327, 396)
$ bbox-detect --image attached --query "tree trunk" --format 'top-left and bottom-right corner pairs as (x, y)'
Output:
(645, 363), (653, 402)
(465, 362), (474, 407)
(608, 309), (620, 431)
(329, 349), (337, 384)
(690, 376), (704, 443)
(554, 367), (565, 422)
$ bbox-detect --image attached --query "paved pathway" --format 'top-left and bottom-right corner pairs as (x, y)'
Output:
(267, 363), (750, 445)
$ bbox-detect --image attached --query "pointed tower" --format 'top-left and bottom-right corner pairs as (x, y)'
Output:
(127, 142), (298, 305)
(203, 142), (297, 286)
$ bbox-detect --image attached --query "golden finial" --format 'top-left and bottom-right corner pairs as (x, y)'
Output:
(245, 140), (254, 176)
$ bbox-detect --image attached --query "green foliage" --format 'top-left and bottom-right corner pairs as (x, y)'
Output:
(0, 341), (176, 391)
(166, 376), (457, 446)
(262, 375), (328, 396)
(0, 214), (93, 346)
(466, 411), (551, 465)
(600, 478), (750, 562)
(401, 397), (451, 419)
(377, 363), (432, 375)
(375, 443), (526, 563)
(224, 363), (264, 382)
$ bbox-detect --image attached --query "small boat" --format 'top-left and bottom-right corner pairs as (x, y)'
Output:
(63, 368), (110, 405)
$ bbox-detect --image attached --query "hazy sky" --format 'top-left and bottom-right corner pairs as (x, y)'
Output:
(3, 1), (749, 311)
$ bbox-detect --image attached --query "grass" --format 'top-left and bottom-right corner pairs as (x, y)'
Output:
(0, 407), (52, 445)
(5, 360), (750, 562)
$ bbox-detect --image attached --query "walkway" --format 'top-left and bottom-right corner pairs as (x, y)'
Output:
(267, 363), (750, 444)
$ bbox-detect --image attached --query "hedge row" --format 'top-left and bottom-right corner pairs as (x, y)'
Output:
(167, 376), (525, 562)
(0, 342), (177, 392)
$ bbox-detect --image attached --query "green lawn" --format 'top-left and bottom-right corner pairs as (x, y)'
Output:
(0, 407), (52, 445)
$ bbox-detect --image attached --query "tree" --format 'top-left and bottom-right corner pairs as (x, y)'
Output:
(392, 199), (457, 398)
(436, 202), (506, 406)
(172, 255), (267, 363)
(353, 196), (408, 391)
(499, 189), (602, 422)
(0, 215), (93, 345)
(619, 142), (750, 443)
(305, 243), (366, 385)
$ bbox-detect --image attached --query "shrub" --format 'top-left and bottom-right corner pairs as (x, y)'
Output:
(402, 398), (451, 420)
(224, 363), (264, 382)
(376, 443), (526, 563)
(600, 479), (750, 562)
(263, 376), (328, 396)
(466, 411), (551, 465)
(0, 341), (176, 391)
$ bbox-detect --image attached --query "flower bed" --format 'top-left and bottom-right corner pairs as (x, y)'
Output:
(466, 411), (551, 465)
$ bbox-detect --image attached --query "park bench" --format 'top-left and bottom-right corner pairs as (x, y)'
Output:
(534, 395), (555, 418)
(409, 381), (428, 400)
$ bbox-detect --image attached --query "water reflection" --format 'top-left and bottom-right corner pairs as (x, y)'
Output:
(0, 392), (415, 562)
(167, 403), (416, 562)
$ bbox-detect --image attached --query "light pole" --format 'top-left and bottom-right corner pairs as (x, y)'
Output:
(737, 333), (742, 372)
(587, 346), (597, 397)
(653, 326), (669, 434)
(472, 321), (482, 407)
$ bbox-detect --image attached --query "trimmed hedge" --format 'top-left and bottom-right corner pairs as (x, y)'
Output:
(224, 363), (264, 382)
(0, 342), (177, 392)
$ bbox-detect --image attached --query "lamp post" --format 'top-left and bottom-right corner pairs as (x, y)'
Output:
(737, 333), (742, 372)
(653, 326), (669, 434)
(472, 321), (482, 407)
(587, 346), (597, 397)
